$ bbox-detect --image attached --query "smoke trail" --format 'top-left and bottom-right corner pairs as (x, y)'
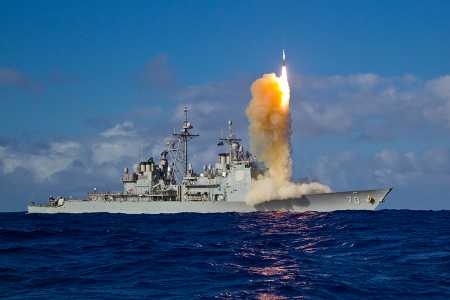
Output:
(245, 71), (331, 205)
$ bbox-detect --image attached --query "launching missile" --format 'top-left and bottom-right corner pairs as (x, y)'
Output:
(282, 49), (286, 66)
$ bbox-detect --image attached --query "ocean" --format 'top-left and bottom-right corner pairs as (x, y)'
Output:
(0, 210), (449, 299)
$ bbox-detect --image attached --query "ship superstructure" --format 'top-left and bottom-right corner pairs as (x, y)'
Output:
(114, 106), (255, 203)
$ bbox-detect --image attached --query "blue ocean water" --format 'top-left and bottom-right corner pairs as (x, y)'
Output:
(0, 211), (449, 299)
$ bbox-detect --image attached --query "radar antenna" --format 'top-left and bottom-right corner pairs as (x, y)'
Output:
(218, 120), (241, 151)
(172, 106), (199, 177)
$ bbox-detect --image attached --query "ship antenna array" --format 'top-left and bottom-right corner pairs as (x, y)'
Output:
(172, 106), (199, 177)
(218, 120), (242, 160)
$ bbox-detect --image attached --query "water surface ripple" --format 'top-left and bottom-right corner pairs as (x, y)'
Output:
(0, 210), (449, 299)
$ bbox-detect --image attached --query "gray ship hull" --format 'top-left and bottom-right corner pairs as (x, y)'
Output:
(27, 188), (391, 214)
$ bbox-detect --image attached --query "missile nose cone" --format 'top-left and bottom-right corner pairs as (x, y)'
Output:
(282, 49), (286, 66)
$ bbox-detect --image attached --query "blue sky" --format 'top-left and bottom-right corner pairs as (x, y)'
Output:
(1, 0), (450, 211)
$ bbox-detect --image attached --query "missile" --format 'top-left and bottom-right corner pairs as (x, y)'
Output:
(282, 49), (286, 66)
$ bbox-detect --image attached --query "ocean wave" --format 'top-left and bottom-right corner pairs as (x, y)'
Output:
(0, 210), (449, 299)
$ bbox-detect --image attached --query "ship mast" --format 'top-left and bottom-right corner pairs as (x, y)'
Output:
(173, 106), (199, 177)
(218, 120), (241, 161)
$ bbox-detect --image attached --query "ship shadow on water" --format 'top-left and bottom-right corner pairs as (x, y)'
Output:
(254, 197), (311, 211)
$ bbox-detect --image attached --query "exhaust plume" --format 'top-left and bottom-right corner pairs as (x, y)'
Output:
(245, 52), (331, 205)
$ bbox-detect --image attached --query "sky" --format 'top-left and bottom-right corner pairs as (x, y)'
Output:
(1, 0), (450, 211)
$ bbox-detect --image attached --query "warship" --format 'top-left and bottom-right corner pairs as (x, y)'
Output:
(28, 105), (391, 214)
(28, 52), (392, 214)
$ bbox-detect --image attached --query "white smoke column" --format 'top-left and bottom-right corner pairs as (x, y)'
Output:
(245, 59), (331, 205)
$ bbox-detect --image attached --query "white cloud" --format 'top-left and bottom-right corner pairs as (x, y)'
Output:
(172, 101), (223, 124)
(91, 140), (141, 165)
(291, 73), (450, 136)
(423, 75), (450, 127)
(347, 73), (380, 89)
(94, 120), (162, 165)
(311, 151), (356, 187)
(426, 75), (450, 99)
(0, 141), (82, 181)
(311, 148), (450, 189)
(305, 73), (380, 90)
(298, 102), (352, 134)
(101, 121), (136, 138)
(93, 121), (164, 165)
